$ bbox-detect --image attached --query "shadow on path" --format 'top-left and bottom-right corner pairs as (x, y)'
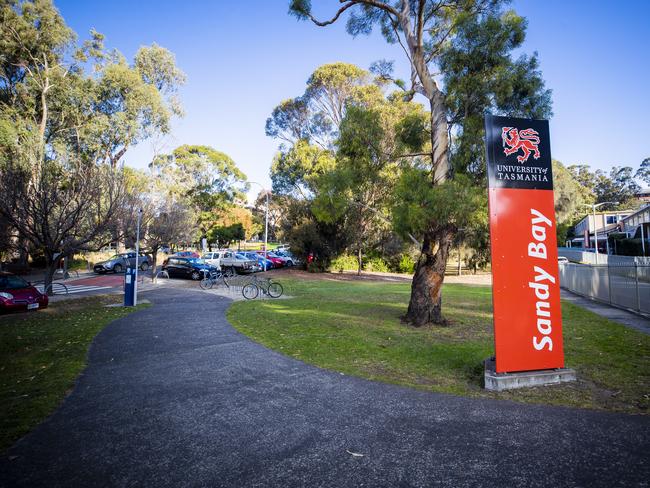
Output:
(1, 288), (648, 487)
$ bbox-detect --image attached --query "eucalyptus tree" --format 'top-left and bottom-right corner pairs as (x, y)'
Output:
(150, 145), (249, 243)
(290, 0), (552, 325)
(0, 0), (185, 292)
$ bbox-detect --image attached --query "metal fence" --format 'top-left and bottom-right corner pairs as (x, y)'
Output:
(558, 249), (650, 266)
(559, 263), (650, 315)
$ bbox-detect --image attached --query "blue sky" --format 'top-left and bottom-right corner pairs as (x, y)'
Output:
(55, 0), (650, 195)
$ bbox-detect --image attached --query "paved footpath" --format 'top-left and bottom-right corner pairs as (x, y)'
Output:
(1, 288), (648, 488)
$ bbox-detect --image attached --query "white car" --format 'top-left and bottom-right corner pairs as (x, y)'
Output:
(558, 256), (569, 264)
(202, 251), (223, 269)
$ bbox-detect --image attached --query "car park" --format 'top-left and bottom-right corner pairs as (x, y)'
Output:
(93, 252), (151, 274)
(162, 257), (216, 280)
(0, 272), (48, 312)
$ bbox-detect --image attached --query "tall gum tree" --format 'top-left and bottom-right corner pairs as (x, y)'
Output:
(289, 0), (552, 325)
(0, 0), (185, 293)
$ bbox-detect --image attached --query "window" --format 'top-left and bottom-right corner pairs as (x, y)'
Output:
(606, 216), (617, 224)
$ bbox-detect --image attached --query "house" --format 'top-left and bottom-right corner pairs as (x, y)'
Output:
(569, 209), (632, 251)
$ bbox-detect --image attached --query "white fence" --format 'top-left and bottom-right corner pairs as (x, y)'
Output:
(558, 249), (650, 266)
(559, 263), (650, 315)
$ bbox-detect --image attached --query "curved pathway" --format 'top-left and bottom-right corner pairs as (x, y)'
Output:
(1, 288), (648, 487)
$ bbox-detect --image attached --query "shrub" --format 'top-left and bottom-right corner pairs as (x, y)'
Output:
(364, 257), (389, 273)
(330, 254), (359, 272)
(397, 253), (415, 274)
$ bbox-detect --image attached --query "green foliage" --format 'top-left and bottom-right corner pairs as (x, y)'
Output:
(393, 172), (487, 239)
(330, 253), (359, 272)
(397, 253), (415, 274)
(207, 223), (245, 248)
(441, 8), (552, 182)
(150, 144), (248, 236)
(636, 157), (650, 186)
(270, 140), (335, 197)
(364, 256), (389, 273)
(553, 159), (593, 224)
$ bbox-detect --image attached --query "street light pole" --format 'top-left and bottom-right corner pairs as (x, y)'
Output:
(134, 208), (143, 306)
(264, 191), (269, 272)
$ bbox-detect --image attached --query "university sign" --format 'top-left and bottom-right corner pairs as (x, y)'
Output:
(484, 115), (565, 373)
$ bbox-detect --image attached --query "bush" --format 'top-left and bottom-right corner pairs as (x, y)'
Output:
(397, 253), (415, 274)
(364, 257), (389, 273)
(307, 261), (326, 273)
(330, 254), (359, 272)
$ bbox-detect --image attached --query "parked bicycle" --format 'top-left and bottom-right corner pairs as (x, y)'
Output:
(242, 275), (283, 300)
(32, 281), (69, 295)
(199, 269), (230, 290)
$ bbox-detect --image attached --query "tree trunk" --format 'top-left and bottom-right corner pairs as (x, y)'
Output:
(43, 257), (58, 297)
(357, 248), (362, 276)
(405, 229), (453, 326)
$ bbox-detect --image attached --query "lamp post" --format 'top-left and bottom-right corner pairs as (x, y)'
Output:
(583, 201), (618, 264)
(134, 208), (143, 306)
(249, 182), (269, 272)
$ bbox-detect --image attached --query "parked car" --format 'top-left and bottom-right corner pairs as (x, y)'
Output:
(202, 251), (223, 269)
(94, 252), (151, 274)
(242, 252), (274, 272)
(219, 250), (257, 273)
(162, 257), (217, 280)
(274, 250), (300, 266)
(256, 251), (284, 268)
(0, 272), (48, 312)
(173, 251), (200, 258)
(267, 252), (294, 267)
(558, 256), (569, 264)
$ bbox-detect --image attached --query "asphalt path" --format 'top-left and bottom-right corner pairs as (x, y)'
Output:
(1, 288), (648, 487)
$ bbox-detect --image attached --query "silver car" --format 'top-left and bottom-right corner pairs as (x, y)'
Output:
(93, 252), (151, 274)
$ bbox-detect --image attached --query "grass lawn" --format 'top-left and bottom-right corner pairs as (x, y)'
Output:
(227, 276), (650, 414)
(0, 295), (149, 452)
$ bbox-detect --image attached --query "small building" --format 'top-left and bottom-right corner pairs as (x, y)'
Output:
(619, 204), (650, 255)
(570, 209), (632, 251)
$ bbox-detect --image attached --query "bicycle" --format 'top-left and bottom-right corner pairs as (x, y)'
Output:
(32, 281), (69, 295)
(242, 276), (283, 300)
(199, 269), (230, 290)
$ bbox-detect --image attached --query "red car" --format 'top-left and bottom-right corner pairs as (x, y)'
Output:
(256, 251), (284, 268)
(0, 272), (48, 313)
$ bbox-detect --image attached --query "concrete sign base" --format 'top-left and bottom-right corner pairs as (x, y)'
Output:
(483, 358), (576, 391)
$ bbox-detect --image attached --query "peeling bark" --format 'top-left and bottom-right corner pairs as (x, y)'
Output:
(405, 229), (453, 326)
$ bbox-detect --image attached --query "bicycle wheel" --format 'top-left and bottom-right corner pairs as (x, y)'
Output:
(242, 283), (259, 300)
(267, 282), (283, 298)
(45, 282), (69, 295)
(199, 277), (213, 290)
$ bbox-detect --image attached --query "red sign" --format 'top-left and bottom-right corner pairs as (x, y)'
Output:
(485, 115), (565, 373)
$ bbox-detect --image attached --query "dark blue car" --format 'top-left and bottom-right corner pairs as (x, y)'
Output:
(162, 257), (217, 280)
